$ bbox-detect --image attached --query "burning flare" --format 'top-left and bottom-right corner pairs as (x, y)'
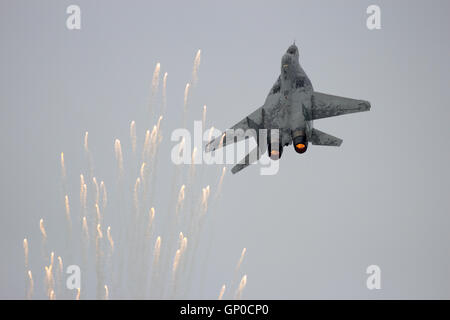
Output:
(202, 105), (207, 128)
(192, 49), (201, 86)
(27, 270), (33, 300)
(162, 72), (168, 111)
(23, 238), (29, 268)
(60, 152), (66, 179)
(151, 62), (161, 95)
(218, 284), (226, 300)
(92, 177), (99, 206)
(153, 236), (161, 267)
(235, 275), (247, 299)
(64, 195), (71, 222)
(130, 120), (137, 154)
(39, 218), (47, 240)
(104, 285), (109, 300)
(82, 216), (89, 241)
(84, 131), (89, 153)
(183, 83), (190, 110)
(236, 247), (247, 272)
(107, 226), (114, 252)
(114, 139), (124, 177)
(100, 180), (107, 210)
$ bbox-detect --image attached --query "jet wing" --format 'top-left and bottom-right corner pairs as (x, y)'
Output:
(205, 106), (265, 152)
(310, 92), (371, 120)
(206, 77), (282, 153)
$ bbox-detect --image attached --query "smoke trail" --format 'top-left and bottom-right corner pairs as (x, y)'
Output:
(60, 152), (66, 180)
(146, 208), (155, 238)
(149, 62), (161, 116)
(92, 177), (99, 206)
(189, 147), (198, 180)
(142, 130), (150, 161)
(39, 218), (47, 254)
(183, 83), (190, 111)
(27, 270), (33, 300)
(176, 185), (186, 217)
(96, 223), (104, 299)
(44, 264), (54, 298)
(154, 236), (161, 266)
(23, 238), (28, 268)
(228, 247), (247, 297)
(181, 237), (188, 254)
(84, 131), (89, 153)
(82, 184), (87, 212)
(151, 62), (161, 96)
(49, 252), (55, 289)
(202, 105), (207, 129)
(192, 49), (201, 86)
(156, 115), (163, 137)
(236, 248), (246, 272)
(133, 177), (141, 213)
(114, 139), (124, 178)
(162, 72), (168, 114)
(150, 235), (162, 293)
(150, 125), (157, 152)
(218, 284), (226, 300)
(214, 166), (227, 201)
(96, 224), (103, 240)
(178, 232), (184, 247)
(171, 233), (189, 298)
(80, 174), (87, 214)
(39, 219), (47, 239)
(58, 256), (63, 273)
(172, 249), (182, 281)
(95, 203), (101, 225)
(201, 185), (210, 216)
(107, 226), (114, 253)
(100, 180), (107, 210)
(81, 216), (89, 275)
(50, 252), (54, 268)
(84, 131), (94, 177)
(140, 162), (146, 182)
(82, 216), (89, 242)
(56, 256), (63, 298)
(104, 285), (109, 300)
(235, 275), (247, 300)
(130, 120), (137, 155)
(63, 195), (72, 257)
(64, 195), (71, 225)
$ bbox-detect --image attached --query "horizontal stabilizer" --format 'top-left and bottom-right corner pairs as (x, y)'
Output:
(310, 128), (343, 146)
(311, 92), (371, 120)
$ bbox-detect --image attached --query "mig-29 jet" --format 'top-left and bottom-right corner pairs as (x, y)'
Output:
(205, 43), (371, 174)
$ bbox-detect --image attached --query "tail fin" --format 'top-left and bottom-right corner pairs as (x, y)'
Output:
(310, 128), (343, 146)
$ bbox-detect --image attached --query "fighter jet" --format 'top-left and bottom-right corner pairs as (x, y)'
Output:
(205, 43), (371, 174)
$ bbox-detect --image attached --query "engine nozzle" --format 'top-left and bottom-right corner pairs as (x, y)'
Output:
(268, 143), (283, 160)
(293, 133), (308, 154)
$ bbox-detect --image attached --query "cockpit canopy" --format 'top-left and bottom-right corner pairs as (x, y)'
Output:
(287, 44), (298, 55)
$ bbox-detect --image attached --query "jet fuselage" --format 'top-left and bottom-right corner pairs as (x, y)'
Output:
(263, 44), (314, 152)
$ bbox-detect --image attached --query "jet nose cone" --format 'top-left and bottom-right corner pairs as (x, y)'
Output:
(287, 44), (298, 55)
